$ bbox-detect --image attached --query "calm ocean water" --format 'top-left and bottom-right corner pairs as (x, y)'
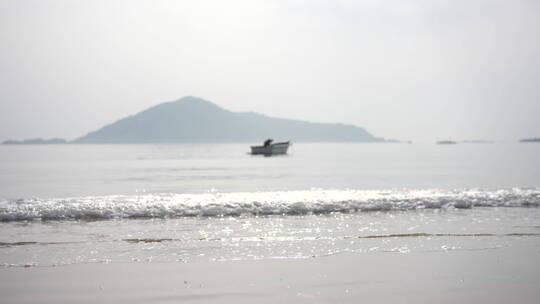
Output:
(1, 143), (539, 267)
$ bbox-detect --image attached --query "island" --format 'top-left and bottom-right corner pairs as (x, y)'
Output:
(519, 138), (540, 143)
(460, 140), (495, 144)
(73, 96), (386, 143)
(2, 138), (67, 145)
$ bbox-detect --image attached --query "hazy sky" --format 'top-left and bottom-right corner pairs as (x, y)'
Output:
(1, 0), (539, 142)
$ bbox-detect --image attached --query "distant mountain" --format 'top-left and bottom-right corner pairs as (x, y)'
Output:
(2, 138), (67, 145)
(74, 96), (384, 143)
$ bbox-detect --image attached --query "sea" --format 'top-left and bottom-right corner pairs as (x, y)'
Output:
(1, 142), (539, 267)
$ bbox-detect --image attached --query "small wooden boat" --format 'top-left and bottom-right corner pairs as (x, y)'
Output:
(250, 139), (290, 156)
(436, 140), (457, 145)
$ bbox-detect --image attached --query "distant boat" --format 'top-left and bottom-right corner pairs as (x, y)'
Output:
(436, 140), (457, 145)
(250, 139), (291, 156)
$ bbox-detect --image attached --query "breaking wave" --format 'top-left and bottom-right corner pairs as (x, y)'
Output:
(1, 188), (539, 221)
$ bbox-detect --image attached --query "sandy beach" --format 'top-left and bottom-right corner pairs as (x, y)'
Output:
(2, 241), (539, 304)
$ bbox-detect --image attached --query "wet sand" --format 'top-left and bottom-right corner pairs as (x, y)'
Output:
(1, 243), (539, 304)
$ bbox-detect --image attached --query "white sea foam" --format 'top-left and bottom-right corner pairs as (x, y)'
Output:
(1, 188), (539, 221)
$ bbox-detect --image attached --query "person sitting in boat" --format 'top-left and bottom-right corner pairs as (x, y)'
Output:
(263, 139), (273, 147)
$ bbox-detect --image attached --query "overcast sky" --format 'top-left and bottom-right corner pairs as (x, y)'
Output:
(1, 0), (539, 142)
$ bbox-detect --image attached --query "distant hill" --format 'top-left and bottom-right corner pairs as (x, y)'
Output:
(74, 96), (384, 143)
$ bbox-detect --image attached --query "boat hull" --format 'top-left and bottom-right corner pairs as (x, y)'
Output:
(250, 142), (290, 156)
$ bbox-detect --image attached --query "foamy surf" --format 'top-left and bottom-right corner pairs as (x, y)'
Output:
(1, 188), (539, 221)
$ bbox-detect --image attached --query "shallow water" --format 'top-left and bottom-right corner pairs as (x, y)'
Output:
(1, 208), (539, 267)
(0, 143), (539, 267)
